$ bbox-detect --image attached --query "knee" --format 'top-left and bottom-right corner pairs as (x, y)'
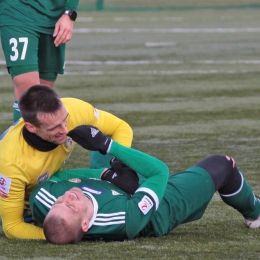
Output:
(195, 154), (233, 172)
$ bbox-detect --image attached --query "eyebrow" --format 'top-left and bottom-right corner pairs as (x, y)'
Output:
(66, 204), (78, 212)
(46, 112), (69, 131)
(52, 202), (78, 213)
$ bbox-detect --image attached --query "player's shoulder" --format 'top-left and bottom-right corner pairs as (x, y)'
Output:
(0, 120), (24, 146)
(61, 97), (93, 109)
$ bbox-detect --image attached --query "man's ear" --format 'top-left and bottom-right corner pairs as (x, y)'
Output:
(81, 218), (89, 233)
(24, 122), (37, 134)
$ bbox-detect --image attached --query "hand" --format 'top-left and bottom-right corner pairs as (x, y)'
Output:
(53, 15), (74, 47)
(101, 157), (139, 195)
(67, 125), (112, 155)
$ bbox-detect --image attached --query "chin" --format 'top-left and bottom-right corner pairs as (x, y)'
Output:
(53, 137), (67, 145)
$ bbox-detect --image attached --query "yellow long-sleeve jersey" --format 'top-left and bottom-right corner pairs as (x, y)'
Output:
(0, 98), (133, 239)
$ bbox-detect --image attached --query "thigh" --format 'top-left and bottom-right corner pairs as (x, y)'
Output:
(1, 26), (39, 68)
(38, 33), (65, 75)
(154, 168), (215, 235)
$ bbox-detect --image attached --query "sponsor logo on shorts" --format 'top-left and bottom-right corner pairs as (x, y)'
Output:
(82, 186), (102, 195)
(0, 174), (11, 199)
(37, 170), (50, 185)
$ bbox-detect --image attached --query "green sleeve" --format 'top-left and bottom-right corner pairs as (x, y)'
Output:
(49, 168), (105, 182)
(65, 0), (80, 11)
(109, 141), (169, 202)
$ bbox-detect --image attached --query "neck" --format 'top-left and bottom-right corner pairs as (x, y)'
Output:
(22, 126), (58, 151)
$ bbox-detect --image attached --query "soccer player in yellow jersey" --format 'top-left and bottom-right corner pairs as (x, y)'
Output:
(0, 84), (133, 240)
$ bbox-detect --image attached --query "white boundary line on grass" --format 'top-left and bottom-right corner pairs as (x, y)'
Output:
(1, 60), (260, 66)
(0, 60), (259, 76)
(62, 70), (251, 75)
(145, 42), (176, 47)
(78, 17), (184, 22)
(74, 28), (260, 33)
(0, 70), (255, 76)
(64, 60), (260, 65)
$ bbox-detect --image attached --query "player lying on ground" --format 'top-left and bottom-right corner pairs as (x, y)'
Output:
(30, 125), (260, 244)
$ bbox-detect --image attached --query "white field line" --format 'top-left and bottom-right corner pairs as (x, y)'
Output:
(74, 28), (260, 33)
(78, 17), (183, 22)
(0, 60), (259, 76)
(1, 60), (259, 66)
(64, 60), (260, 65)
(65, 60), (183, 65)
(145, 42), (176, 47)
(62, 70), (251, 75)
(2, 60), (259, 66)
(0, 70), (254, 76)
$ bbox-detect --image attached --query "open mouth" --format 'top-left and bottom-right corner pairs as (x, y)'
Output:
(55, 134), (65, 140)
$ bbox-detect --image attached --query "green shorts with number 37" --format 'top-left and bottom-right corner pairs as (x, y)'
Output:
(0, 26), (65, 80)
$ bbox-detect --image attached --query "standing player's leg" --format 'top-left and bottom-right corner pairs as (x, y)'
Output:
(12, 71), (42, 122)
(195, 155), (260, 227)
(1, 27), (62, 122)
(12, 72), (54, 122)
(38, 33), (65, 88)
(1, 26), (41, 122)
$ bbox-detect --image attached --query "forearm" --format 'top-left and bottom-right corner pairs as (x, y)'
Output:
(109, 142), (169, 201)
(65, 0), (80, 10)
(1, 205), (45, 239)
(4, 221), (45, 240)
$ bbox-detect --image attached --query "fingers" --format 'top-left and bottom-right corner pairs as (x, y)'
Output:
(54, 29), (72, 46)
(53, 15), (74, 47)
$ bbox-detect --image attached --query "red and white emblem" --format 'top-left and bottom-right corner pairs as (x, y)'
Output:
(0, 174), (12, 199)
(138, 195), (154, 215)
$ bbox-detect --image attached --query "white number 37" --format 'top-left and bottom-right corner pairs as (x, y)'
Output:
(9, 37), (28, 61)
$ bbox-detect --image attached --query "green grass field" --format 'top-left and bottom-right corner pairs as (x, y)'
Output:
(1, 7), (260, 260)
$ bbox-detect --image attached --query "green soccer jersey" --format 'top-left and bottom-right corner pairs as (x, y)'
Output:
(30, 141), (216, 240)
(0, 0), (79, 34)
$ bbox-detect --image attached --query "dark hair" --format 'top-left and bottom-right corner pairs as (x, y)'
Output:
(43, 214), (84, 245)
(18, 84), (63, 127)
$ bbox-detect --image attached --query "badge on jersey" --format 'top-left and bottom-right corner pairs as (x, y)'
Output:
(0, 174), (12, 199)
(138, 195), (154, 215)
(63, 137), (73, 150)
(37, 170), (50, 185)
(69, 178), (81, 183)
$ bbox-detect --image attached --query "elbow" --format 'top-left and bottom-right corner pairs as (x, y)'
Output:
(160, 162), (170, 183)
(3, 226), (15, 239)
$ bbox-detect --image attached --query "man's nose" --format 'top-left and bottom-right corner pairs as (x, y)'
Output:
(64, 191), (74, 201)
(59, 123), (68, 134)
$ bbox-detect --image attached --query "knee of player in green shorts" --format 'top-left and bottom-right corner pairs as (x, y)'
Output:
(8, 65), (38, 78)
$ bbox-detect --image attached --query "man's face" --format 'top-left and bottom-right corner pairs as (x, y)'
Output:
(50, 187), (89, 221)
(32, 104), (69, 144)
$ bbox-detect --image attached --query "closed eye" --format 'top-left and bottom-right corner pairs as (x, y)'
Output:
(67, 205), (78, 212)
